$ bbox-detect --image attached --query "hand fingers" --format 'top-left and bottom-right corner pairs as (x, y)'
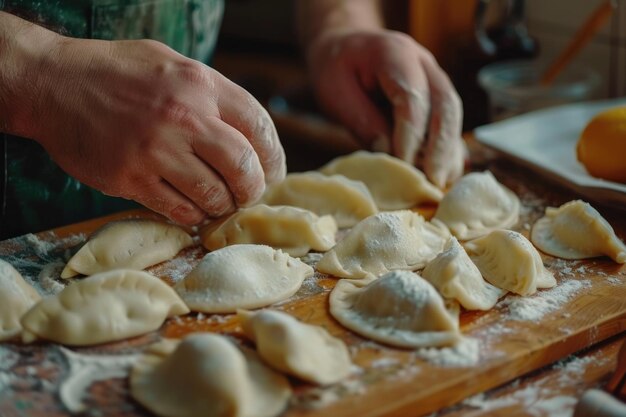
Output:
(158, 151), (236, 218)
(419, 52), (465, 188)
(213, 72), (287, 184)
(377, 49), (430, 163)
(191, 118), (266, 207)
(125, 179), (207, 225)
(424, 129), (466, 188)
(317, 65), (391, 150)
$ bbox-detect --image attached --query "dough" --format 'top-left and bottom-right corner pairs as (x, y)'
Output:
(62, 219), (193, 278)
(130, 333), (291, 417)
(20, 269), (189, 346)
(422, 237), (505, 310)
(238, 309), (352, 385)
(464, 230), (556, 296)
(260, 172), (377, 228)
(316, 211), (450, 279)
(531, 200), (626, 263)
(174, 244), (313, 313)
(201, 205), (337, 257)
(0, 259), (41, 341)
(433, 171), (520, 240)
(329, 271), (461, 348)
(319, 150), (443, 210)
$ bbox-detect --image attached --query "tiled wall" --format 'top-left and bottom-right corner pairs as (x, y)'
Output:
(526, 0), (626, 98)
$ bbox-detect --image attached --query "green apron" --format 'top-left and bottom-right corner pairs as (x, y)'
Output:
(0, 0), (224, 238)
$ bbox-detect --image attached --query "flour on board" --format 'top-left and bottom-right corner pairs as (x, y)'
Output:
(414, 337), (480, 367)
(59, 347), (139, 413)
(499, 279), (591, 321)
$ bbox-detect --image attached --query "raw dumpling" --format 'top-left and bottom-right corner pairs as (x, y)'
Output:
(130, 333), (291, 417)
(464, 230), (556, 296)
(21, 269), (189, 346)
(62, 219), (193, 278)
(238, 309), (352, 385)
(317, 211), (450, 279)
(319, 150), (443, 210)
(433, 171), (520, 240)
(260, 172), (377, 227)
(201, 205), (337, 257)
(0, 259), (41, 341)
(329, 271), (461, 348)
(174, 245), (313, 313)
(422, 238), (505, 310)
(531, 200), (626, 263)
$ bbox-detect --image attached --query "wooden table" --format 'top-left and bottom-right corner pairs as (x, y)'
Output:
(0, 139), (625, 417)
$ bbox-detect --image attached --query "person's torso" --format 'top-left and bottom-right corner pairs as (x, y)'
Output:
(1, 0), (224, 62)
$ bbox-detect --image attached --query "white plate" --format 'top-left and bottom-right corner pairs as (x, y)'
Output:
(475, 98), (626, 208)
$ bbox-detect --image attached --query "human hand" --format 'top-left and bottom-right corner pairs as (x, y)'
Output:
(28, 37), (285, 225)
(307, 29), (465, 188)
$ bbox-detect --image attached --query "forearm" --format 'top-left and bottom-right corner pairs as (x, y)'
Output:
(296, 0), (384, 47)
(0, 11), (59, 138)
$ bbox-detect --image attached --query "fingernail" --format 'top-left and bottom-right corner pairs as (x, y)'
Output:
(171, 205), (206, 225)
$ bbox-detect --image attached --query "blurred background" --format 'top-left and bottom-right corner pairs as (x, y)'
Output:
(212, 0), (625, 169)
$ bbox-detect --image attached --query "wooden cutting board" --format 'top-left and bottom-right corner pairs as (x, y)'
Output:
(1, 158), (626, 417)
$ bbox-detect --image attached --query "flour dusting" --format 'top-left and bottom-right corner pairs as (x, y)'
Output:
(59, 347), (139, 413)
(414, 337), (480, 367)
(607, 276), (622, 285)
(370, 357), (400, 368)
(500, 279), (591, 321)
(461, 388), (577, 417)
(0, 232), (85, 296)
(292, 377), (367, 410)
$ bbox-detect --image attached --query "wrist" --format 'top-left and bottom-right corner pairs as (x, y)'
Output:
(306, 27), (385, 72)
(0, 12), (63, 140)
(298, 0), (383, 52)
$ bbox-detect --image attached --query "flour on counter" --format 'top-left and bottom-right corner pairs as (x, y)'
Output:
(24, 233), (59, 258)
(0, 346), (20, 371)
(607, 276), (622, 285)
(575, 265), (589, 274)
(370, 357), (400, 368)
(414, 337), (480, 367)
(292, 377), (367, 410)
(0, 371), (15, 393)
(553, 354), (604, 385)
(470, 321), (516, 349)
(0, 232), (86, 297)
(500, 279), (591, 321)
(548, 259), (584, 279)
(59, 347), (139, 413)
(203, 313), (233, 325)
(0, 344), (20, 394)
(147, 245), (204, 284)
(442, 344), (609, 417)
(273, 272), (327, 306)
(462, 387), (578, 417)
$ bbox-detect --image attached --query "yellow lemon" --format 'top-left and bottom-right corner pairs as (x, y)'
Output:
(577, 106), (626, 183)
